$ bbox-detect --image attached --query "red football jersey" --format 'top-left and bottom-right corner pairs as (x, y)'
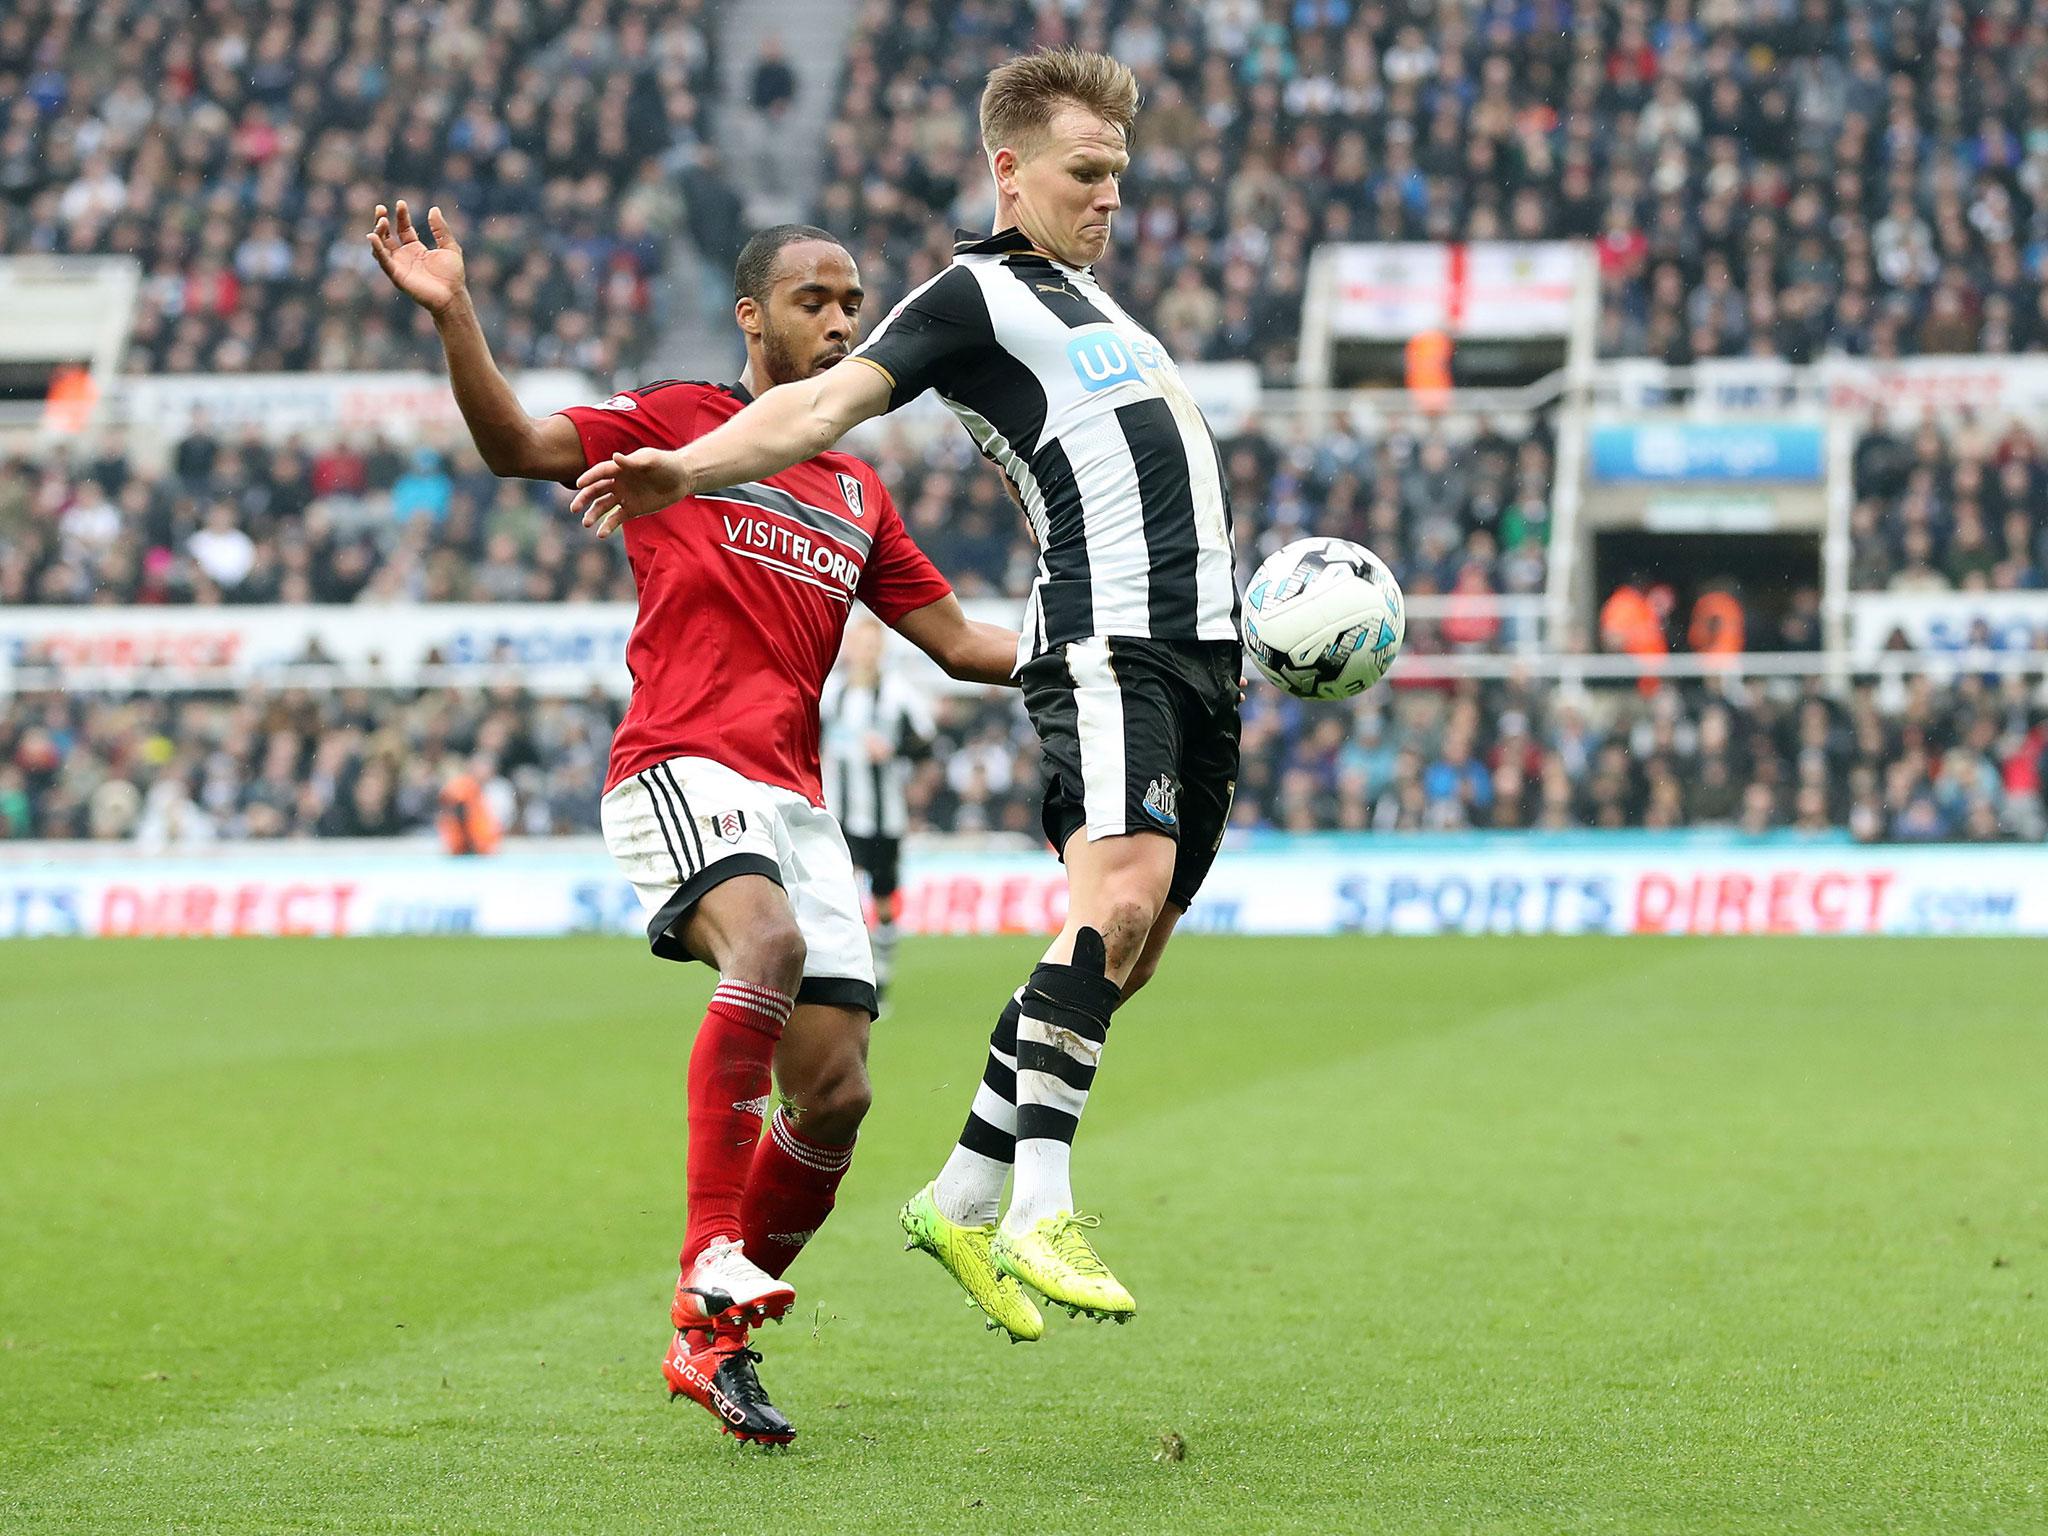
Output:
(557, 380), (953, 802)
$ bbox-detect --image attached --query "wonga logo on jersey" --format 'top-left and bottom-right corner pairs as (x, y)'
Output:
(1067, 330), (1138, 392)
(1066, 328), (1168, 394)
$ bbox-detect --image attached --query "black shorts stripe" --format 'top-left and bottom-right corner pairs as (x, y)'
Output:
(1015, 1039), (1096, 1092)
(656, 762), (706, 869)
(1115, 397), (1200, 636)
(646, 853), (783, 962)
(795, 975), (879, 1018)
(638, 770), (689, 880)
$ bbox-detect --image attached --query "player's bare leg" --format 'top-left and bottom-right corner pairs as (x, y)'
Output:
(1118, 899), (1185, 1002)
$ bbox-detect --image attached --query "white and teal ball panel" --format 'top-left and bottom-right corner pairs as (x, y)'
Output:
(1240, 536), (1406, 699)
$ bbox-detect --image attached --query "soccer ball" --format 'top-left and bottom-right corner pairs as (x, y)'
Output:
(1240, 537), (1406, 699)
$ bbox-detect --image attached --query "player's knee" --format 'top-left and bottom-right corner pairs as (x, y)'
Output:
(1095, 893), (1160, 974)
(791, 1056), (871, 1143)
(729, 920), (806, 996)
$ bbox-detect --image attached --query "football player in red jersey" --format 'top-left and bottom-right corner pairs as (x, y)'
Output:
(371, 200), (1019, 1445)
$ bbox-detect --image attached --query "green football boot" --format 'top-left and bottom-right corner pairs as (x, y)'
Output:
(990, 1212), (1135, 1322)
(899, 1184), (1044, 1342)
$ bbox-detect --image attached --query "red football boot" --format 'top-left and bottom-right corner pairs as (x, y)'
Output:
(661, 1329), (796, 1446)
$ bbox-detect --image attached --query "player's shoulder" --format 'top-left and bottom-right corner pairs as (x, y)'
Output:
(593, 379), (741, 442)
(628, 378), (734, 406)
(593, 378), (728, 417)
(887, 260), (988, 321)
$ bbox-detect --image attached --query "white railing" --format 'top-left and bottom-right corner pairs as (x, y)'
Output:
(1381, 648), (2048, 686)
(8, 643), (2047, 700)
(0, 593), (1552, 697)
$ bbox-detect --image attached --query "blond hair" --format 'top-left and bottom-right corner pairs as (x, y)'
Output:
(979, 48), (1139, 160)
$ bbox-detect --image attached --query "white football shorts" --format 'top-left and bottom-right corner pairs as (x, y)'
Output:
(601, 755), (877, 1016)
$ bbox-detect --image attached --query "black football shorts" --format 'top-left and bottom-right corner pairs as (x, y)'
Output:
(1017, 636), (1241, 910)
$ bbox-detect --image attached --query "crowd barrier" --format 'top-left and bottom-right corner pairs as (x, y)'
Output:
(1, 836), (2040, 939)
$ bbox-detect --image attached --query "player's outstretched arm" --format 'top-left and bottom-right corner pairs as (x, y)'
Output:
(572, 360), (892, 537)
(367, 199), (583, 483)
(892, 596), (1020, 687)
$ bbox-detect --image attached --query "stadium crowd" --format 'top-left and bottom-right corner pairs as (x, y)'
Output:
(7, 672), (2041, 845)
(1, 411), (1552, 610)
(825, 0), (2048, 374)
(1850, 412), (2048, 592)
(9, 0), (2048, 384)
(9, 0), (2048, 856)
(1, 0), (721, 377)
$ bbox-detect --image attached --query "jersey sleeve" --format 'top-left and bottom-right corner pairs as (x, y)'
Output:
(856, 480), (954, 623)
(551, 381), (709, 485)
(848, 266), (990, 411)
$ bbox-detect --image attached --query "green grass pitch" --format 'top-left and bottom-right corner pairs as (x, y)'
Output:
(3, 935), (2044, 1534)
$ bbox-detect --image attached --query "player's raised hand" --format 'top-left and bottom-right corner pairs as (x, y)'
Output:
(572, 448), (696, 537)
(367, 200), (466, 315)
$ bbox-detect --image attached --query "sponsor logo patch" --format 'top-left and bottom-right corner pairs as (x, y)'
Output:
(1067, 331), (1138, 392)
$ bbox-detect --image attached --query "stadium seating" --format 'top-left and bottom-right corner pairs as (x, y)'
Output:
(3, 406), (1540, 607)
(8, 0), (2048, 849)
(823, 0), (2048, 371)
(0, 0), (719, 376)
(1850, 414), (2048, 592)
(8, 673), (2041, 844)
(0, 430), (631, 605)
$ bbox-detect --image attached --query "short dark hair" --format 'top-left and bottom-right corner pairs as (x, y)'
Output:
(734, 224), (843, 303)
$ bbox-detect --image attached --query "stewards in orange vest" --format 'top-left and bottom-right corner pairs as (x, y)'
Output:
(438, 770), (502, 856)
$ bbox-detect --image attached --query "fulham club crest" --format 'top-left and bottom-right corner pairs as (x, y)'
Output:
(836, 472), (866, 519)
(714, 810), (746, 843)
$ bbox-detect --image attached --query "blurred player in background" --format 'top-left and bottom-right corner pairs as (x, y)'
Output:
(820, 616), (936, 1006)
(570, 50), (1241, 1342)
(370, 201), (1017, 1443)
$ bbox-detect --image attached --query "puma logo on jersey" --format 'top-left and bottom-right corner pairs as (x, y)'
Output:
(836, 472), (865, 518)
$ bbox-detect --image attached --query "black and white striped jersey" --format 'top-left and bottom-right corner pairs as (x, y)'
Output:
(819, 671), (936, 840)
(848, 228), (1240, 659)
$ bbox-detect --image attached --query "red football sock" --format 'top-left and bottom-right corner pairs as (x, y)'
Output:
(740, 1108), (856, 1279)
(680, 979), (792, 1270)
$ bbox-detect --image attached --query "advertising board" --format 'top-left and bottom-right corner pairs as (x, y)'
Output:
(3, 840), (2039, 940)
